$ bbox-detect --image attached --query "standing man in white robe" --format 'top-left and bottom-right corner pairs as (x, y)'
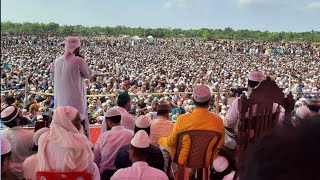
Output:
(51, 37), (92, 139)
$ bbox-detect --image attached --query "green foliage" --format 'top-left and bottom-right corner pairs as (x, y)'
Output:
(1, 21), (320, 42)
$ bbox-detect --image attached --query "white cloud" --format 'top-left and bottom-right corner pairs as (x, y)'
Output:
(237, 0), (265, 7)
(163, 1), (173, 9)
(305, 1), (320, 9)
(163, 0), (187, 9)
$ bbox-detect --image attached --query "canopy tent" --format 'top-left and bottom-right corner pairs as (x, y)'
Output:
(147, 35), (154, 43)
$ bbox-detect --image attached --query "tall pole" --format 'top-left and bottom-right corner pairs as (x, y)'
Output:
(288, 72), (292, 93)
(24, 72), (29, 108)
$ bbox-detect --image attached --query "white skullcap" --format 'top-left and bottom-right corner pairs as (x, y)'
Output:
(193, 85), (211, 103)
(33, 127), (50, 145)
(1, 137), (11, 155)
(1, 106), (19, 123)
(222, 171), (236, 180)
(248, 71), (264, 82)
(135, 115), (151, 128)
(102, 102), (107, 107)
(147, 106), (152, 110)
(296, 106), (311, 120)
(105, 107), (121, 118)
(299, 98), (307, 102)
(131, 130), (150, 148)
(37, 115), (43, 120)
(213, 156), (229, 172)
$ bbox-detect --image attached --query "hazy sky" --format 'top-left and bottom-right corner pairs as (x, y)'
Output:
(1, 0), (320, 32)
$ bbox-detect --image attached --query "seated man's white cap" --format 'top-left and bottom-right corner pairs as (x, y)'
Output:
(135, 115), (151, 128)
(193, 85), (211, 103)
(295, 106), (311, 119)
(213, 156), (229, 172)
(105, 107), (121, 118)
(1, 106), (19, 123)
(248, 71), (264, 82)
(131, 130), (150, 148)
(1, 137), (11, 155)
(37, 115), (44, 120)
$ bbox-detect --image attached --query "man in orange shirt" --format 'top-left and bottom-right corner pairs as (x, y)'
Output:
(158, 85), (225, 166)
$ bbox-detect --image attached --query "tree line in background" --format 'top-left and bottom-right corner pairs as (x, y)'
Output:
(1, 21), (320, 42)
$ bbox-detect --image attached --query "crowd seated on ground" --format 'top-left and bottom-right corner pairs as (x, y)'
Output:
(1, 82), (320, 179)
(1, 33), (320, 122)
(1, 33), (320, 179)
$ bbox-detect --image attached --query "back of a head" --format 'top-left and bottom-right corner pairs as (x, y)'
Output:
(117, 92), (130, 107)
(156, 103), (171, 116)
(306, 99), (320, 113)
(247, 71), (264, 88)
(134, 115), (151, 135)
(240, 115), (320, 180)
(193, 85), (211, 107)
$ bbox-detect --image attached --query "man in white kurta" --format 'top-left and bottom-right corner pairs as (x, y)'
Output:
(223, 71), (283, 149)
(93, 108), (134, 176)
(111, 130), (168, 180)
(52, 37), (92, 139)
(1, 106), (35, 179)
(150, 103), (173, 147)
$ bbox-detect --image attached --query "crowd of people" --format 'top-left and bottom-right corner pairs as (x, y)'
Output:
(1, 84), (320, 179)
(1, 33), (320, 123)
(1, 33), (320, 179)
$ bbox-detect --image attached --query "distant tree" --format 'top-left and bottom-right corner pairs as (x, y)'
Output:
(1, 21), (320, 42)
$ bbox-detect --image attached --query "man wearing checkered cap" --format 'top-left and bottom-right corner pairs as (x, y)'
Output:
(158, 85), (225, 167)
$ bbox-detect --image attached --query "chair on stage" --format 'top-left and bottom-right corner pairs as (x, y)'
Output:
(174, 130), (222, 180)
(36, 171), (92, 180)
(235, 77), (295, 168)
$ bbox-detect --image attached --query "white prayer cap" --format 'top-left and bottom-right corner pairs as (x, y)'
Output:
(1, 137), (11, 155)
(33, 127), (50, 145)
(248, 71), (264, 82)
(131, 130), (150, 148)
(37, 115), (43, 120)
(135, 115), (151, 128)
(102, 102), (107, 107)
(193, 85), (211, 103)
(106, 100), (112, 105)
(105, 107), (121, 118)
(223, 171), (236, 180)
(48, 86), (53, 90)
(213, 156), (229, 172)
(147, 106), (152, 110)
(296, 106), (311, 119)
(1, 106), (19, 123)
(299, 98), (307, 102)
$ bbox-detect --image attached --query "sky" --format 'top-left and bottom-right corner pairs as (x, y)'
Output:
(1, 0), (320, 32)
